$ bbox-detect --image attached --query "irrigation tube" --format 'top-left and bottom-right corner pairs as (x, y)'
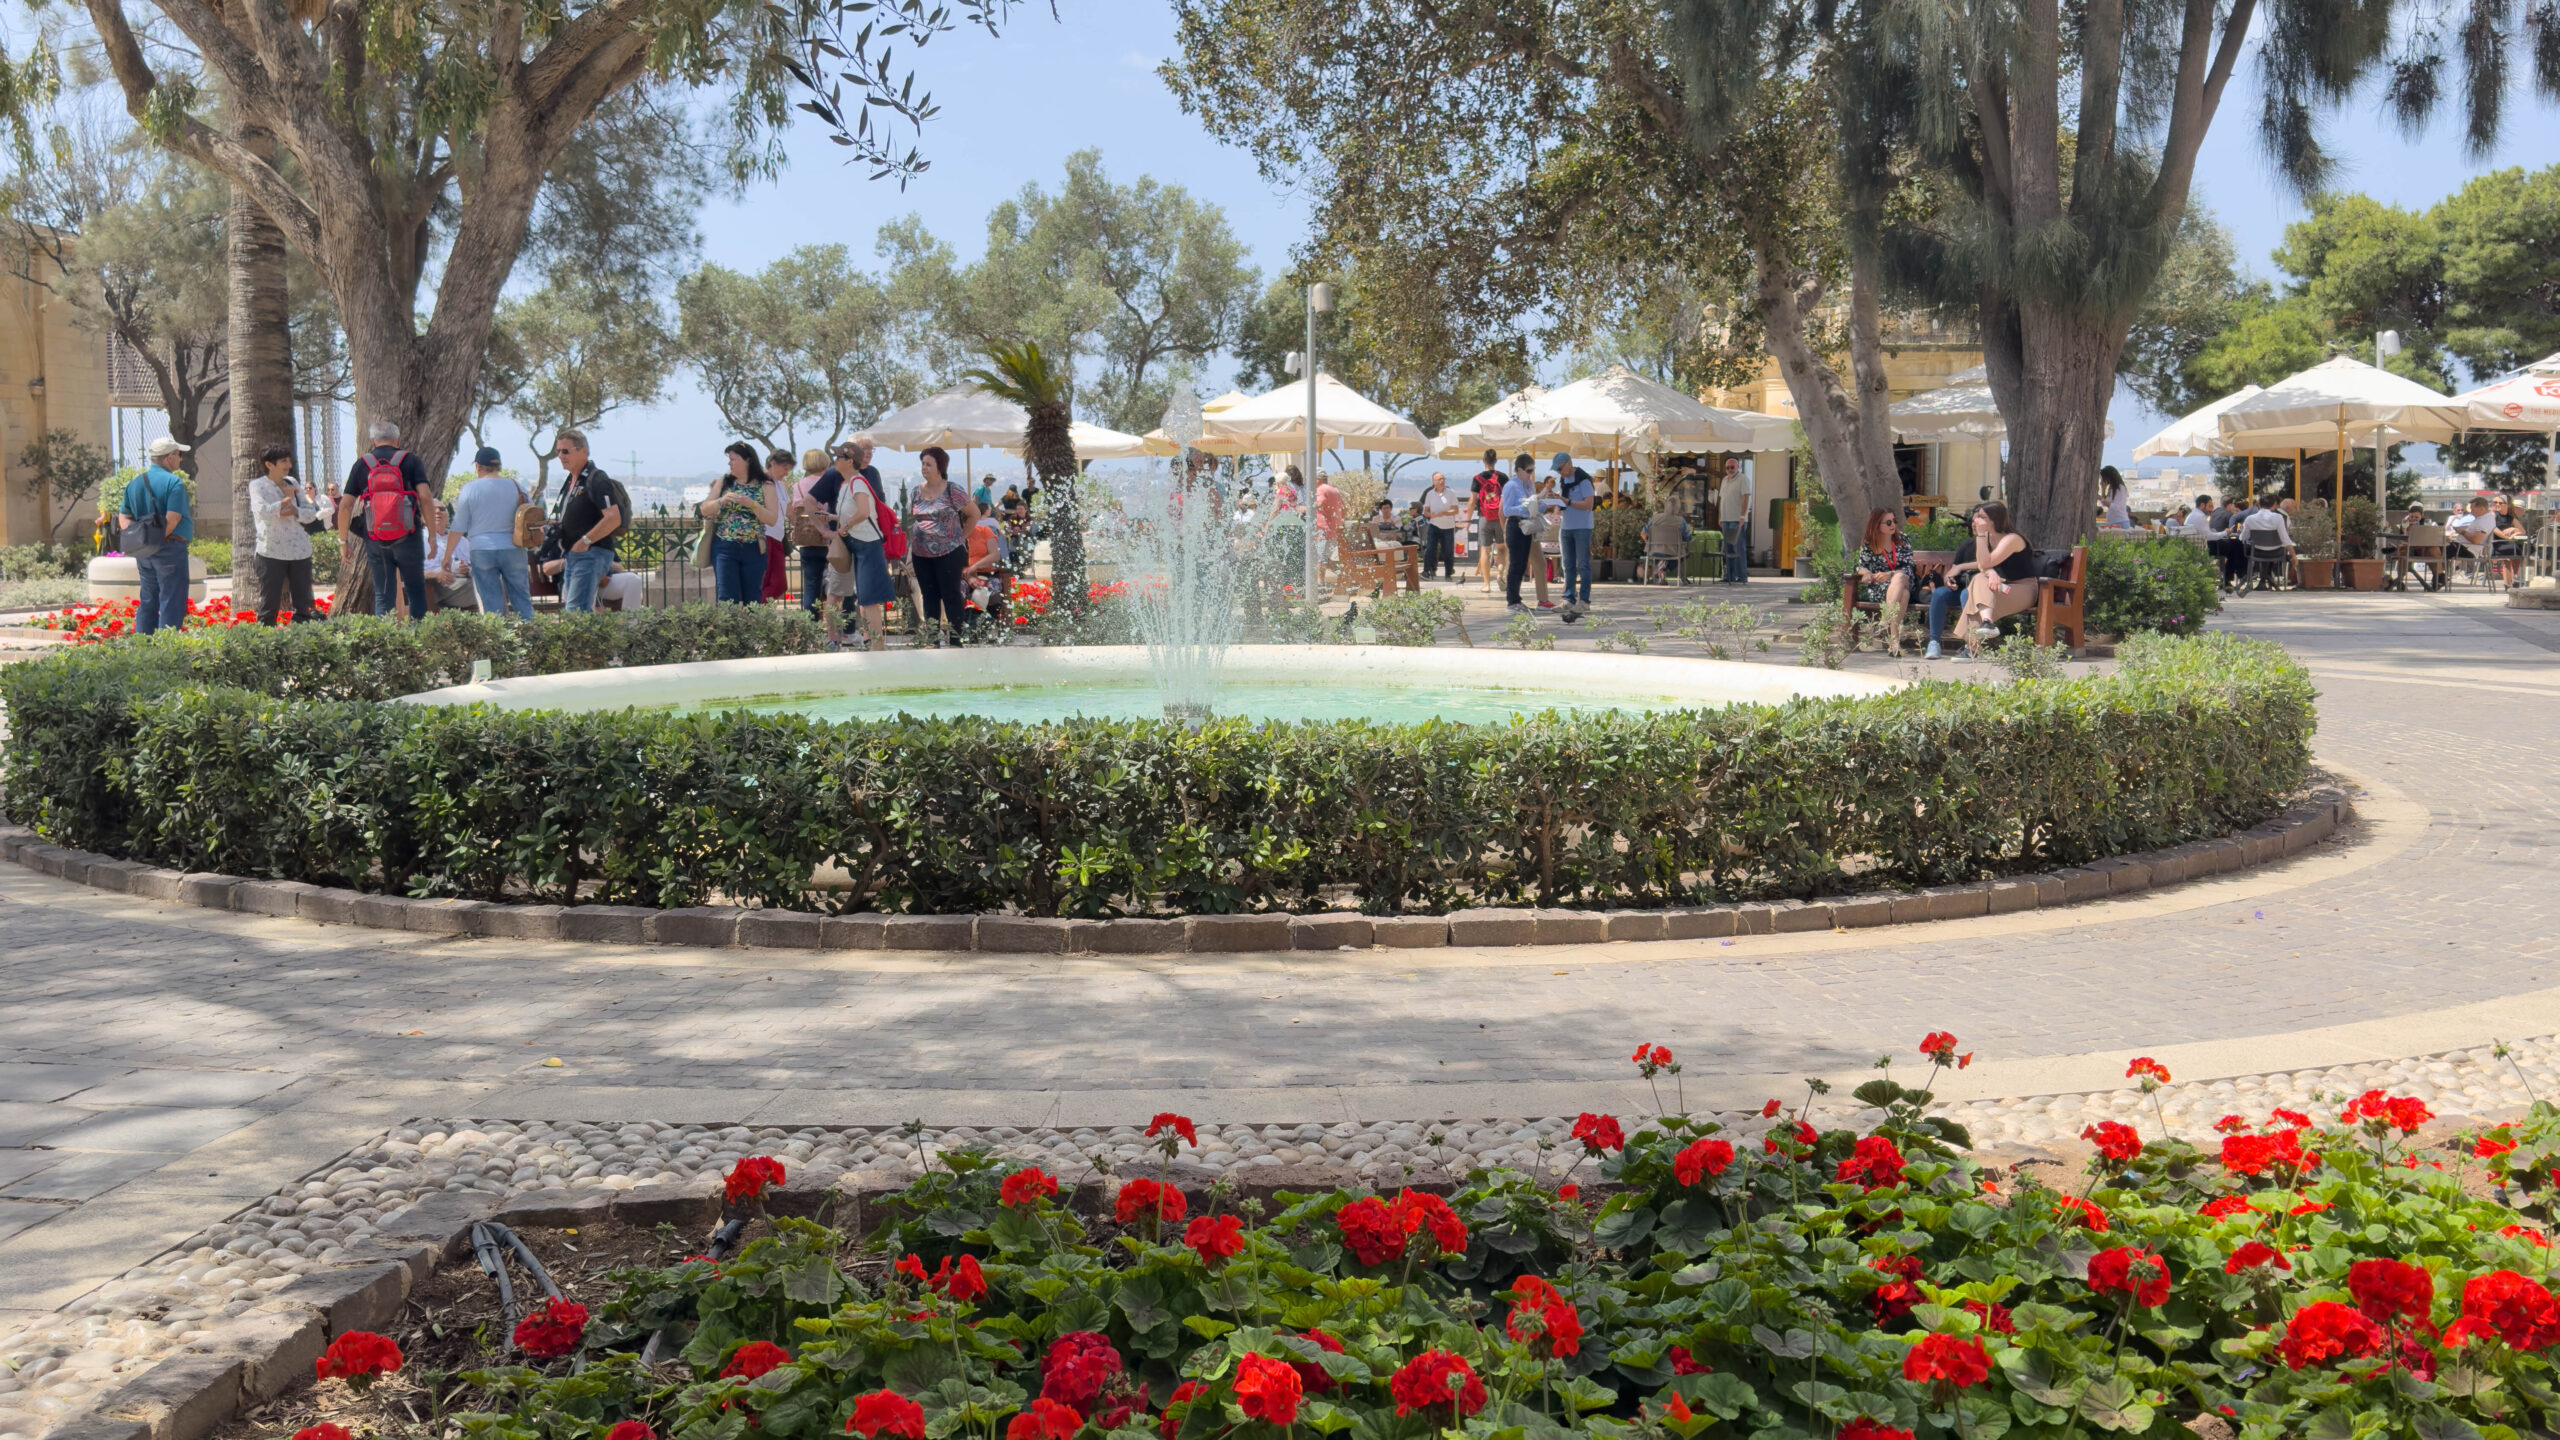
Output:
(470, 1221), (564, 1323)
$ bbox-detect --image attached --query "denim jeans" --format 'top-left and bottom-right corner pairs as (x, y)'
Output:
(1422, 525), (1456, 577)
(1927, 585), (1966, 644)
(711, 537), (765, 604)
(1559, 528), (1593, 604)
(366, 533), (428, 620)
(798, 548), (832, 616)
(561, 547), (615, 612)
(471, 545), (535, 620)
(1504, 518), (1534, 605)
(135, 544), (190, 634)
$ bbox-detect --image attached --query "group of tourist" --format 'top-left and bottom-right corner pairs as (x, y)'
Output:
(1849, 503), (2041, 660)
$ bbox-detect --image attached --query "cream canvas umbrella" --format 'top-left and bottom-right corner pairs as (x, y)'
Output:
(1469, 365), (1765, 455)
(1889, 365), (2004, 440)
(2451, 353), (2560, 487)
(2130, 387), (2268, 459)
(1141, 389), (1258, 455)
(2218, 356), (2466, 512)
(1433, 386), (1550, 458)
(858, 383), (1029, 449)
(997, 421), (1153, 461)
(1200, 372), (1430, 455)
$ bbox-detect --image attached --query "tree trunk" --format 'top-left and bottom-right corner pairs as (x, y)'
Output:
(227, 123), (296, 620)
(1033, 402), (1084, 610)
(1982, 294), (2124, 548)
(1750, 231), (1898, 558)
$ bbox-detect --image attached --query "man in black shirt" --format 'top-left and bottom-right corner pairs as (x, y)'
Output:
(340, 420), (438, 620)
(551, 428), (622, 612)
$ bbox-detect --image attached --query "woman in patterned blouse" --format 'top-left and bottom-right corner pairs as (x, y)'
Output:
(1853, 508), (1915, 651)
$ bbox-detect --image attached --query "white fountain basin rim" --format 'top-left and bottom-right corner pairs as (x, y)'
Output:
(396, 644), (1901, 715)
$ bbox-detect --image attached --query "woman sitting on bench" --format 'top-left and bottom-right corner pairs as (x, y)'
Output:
(1924, 502), (2036, 659)
(1851, 507), (1915, 641)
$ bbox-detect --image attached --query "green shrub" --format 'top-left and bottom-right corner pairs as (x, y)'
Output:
(2084, 534), (2222, 638)
(2, 620), (2314, 916)
(0, 544), (81, 582)
(1366, 591), (1461, 645)
(0, 577), (87, 610)
(427, 1063), (2560, 1440)
(188, 538), (233, 574)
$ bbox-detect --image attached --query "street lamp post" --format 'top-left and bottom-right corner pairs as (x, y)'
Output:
(2374, 330), (2402, 510)
(1303, 282), (1334, 601)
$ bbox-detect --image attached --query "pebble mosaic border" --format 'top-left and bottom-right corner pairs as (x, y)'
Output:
(0, 784), (2352, 955)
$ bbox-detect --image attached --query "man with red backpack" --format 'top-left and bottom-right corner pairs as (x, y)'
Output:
(339, 419), (438, 620)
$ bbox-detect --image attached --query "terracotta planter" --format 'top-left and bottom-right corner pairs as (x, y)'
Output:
(2343, 558), (2384, 590)
(2298, 559), (2336, 590)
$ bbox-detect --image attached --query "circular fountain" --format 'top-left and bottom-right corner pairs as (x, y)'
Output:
(398, 643), (1898, 723)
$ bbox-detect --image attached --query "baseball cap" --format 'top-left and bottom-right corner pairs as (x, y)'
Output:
(1551, 451), (1572, 471)
(145, 435), (189, 457)
(473, 446), (503, 468)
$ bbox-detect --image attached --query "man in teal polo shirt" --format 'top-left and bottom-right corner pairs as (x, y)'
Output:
(118, 435), (195, 634)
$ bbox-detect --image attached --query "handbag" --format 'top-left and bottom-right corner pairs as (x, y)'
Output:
(691, 481), (724, 568)
(510, 483), (545, 548)
(118, 472), (170, 557)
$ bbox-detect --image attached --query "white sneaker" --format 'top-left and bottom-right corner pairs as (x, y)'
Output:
(1924, 640), (1942, 659)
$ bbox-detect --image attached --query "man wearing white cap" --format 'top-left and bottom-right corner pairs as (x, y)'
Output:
(116, 436), (196, 634)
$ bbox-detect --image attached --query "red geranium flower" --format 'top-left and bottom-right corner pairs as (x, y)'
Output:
(1185, 1214), (1246, 1265)
(1336, 1196), (1405, 1265)
(1918, 1032), (1959, 1065)
(1761, 1099), (1784, 1118)
(2280, 1300), (2386, 1370)
(509, 1298), (588, 1359)
(895, 1253), (929, 1285)
(1285, 1329), (1345, 1393)
(1007, 1398), (1083, 1440)
(1901, 1333), (1991, 1387)
(1040, 1333), (1124, 1415)
(607, 1424), (656, 1440)
(721, 1341), (793, 1380)
(1556, 1184), (1579, 1201)
(1961, 1300), (2015, 1334)
(2213, 1114), (2250, 1134)
(2452, 1270), (2560, 1350)
(1001, 1168), (1060, 1208)
(2081, 1121), (2142, 1164)
(2501, 1224), (2551, 1248)
(1867, 1255), (1924, 1324)
(2476, 1131), (2519, 1159)
(1146, 1113), (1198, 1147)
(1232, 1353), (1303, 1426)
(294, 1426), (353, 1440)
(2200, 1193), (2259, 1219)
(1388, 1350), (1486, 1418)
(2342, 1090), (2434, 1134)
(1765, 1120), (1817, 1156)
(1390, 1188), (1469, 1255)
(931, 1254), (989, 1302)
(1115, 1177), (1186, 1227)
(314, 1331), (404, 1387)
(2289, 1198), (2332, 1216)
(1160, 1382), (1207, 1440)
(2270, 1107), (2311, 1127)
(1673, 1138), (1735, 1186)
(2125, 1057), (2171, 1084)
(1836, 1135), (1906, 1190)
(1571, 1112), (1626, 1153)
(1632, 1044), (1674, 1072)
(1505, 1275), (1583, 1357)
(1838, 1422), (1913, 1440)
(2348, 1258), (2434, 1326)
(851, 1391), (929, 1440)
(2221, 1128), (2311, 1177)
(1668, 1344), (1711, 1374)
(2052, 1196), (2110, 1234)
(2086, 1247), (2171, 1307)
(725, 1156), (787, 1204)
(2225, 1241), (2290, 1274)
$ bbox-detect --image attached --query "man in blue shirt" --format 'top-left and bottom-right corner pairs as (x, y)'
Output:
(447, 447), (534, 618)
(117, 435), (195, 634)
(1500, 452), (1545, 612)
(1552, 451), (1597, 619)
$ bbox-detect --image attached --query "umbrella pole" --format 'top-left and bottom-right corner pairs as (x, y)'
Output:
(2246, 454), (2254, 504)
(2334, 424), (2344, 519)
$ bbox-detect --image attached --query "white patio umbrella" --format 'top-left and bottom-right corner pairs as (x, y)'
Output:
(1889, 365), (2004, 440)
(2130, 387), (2268, 459)
(1200, 372), (1430, 455)
(1139, 390), (1256, 455)
(858, 383), (1028, 449)
(2217, 356), (2466, 511)
(997, 421), (1152, 462)
(1433, 386), (1550, 459)
(2451, 353), (2560, 487)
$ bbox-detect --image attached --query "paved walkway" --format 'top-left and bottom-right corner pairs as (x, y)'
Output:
(0, 582), (2555, 1322)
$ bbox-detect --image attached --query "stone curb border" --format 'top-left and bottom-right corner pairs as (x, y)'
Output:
(43, 1161), (1401, 1440)
(0, 784), (2352, 957)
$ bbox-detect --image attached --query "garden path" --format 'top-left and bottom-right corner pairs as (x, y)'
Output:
(0, 583), (2554, 1322)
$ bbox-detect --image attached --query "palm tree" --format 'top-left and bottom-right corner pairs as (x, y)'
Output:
(962, 340), (1085, 611)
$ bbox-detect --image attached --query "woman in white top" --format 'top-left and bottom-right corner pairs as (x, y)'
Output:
(248, 444), (323, 624)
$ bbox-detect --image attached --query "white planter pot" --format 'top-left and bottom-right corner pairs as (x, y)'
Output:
(88, 554), (208, 605)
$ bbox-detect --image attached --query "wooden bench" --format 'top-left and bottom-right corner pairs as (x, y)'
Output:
(1841, 549), (1954, 650)
(1334, 542), (1421, 596)
(1840, 543), (2086, 653)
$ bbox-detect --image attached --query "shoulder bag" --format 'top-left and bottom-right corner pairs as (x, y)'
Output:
(118, 474), (169, 558)
(510, 482), (545, 548)
(691, 480), (723, 568)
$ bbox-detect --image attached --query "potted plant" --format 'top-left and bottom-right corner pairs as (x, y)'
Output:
(2339, 496), (2384, 588)
(2294, 499), (2338, 589)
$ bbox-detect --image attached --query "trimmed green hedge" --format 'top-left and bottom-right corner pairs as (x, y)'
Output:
(0, 615), (2314, 916)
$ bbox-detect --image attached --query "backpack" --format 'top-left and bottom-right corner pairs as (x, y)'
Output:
(363, 450), (417, 542)
(865, 472), (909, 560)
(509, 482), (544, 548)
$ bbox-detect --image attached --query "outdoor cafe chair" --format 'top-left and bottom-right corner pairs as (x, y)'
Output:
(2242, 539), (2294, 593)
